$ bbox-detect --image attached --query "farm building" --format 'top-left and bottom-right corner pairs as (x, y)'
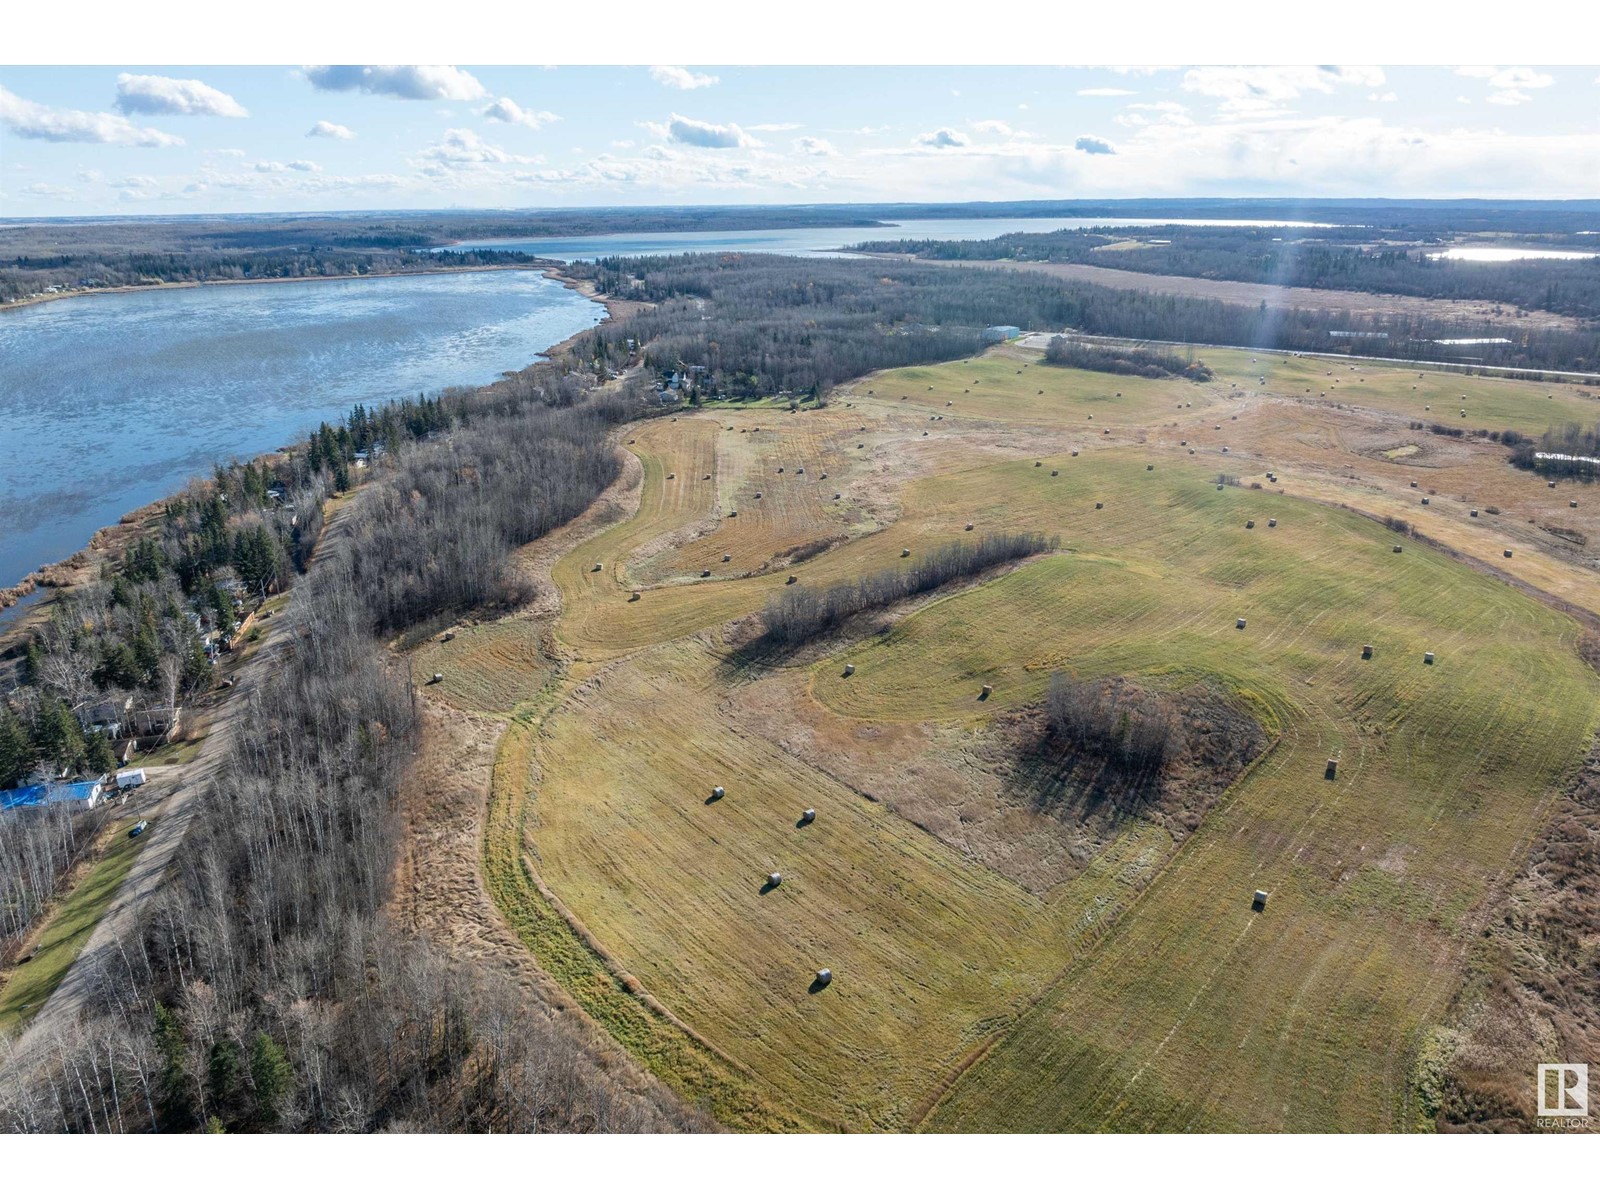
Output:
(982, 325), (1022, 344)
(0, 779), (105, 813)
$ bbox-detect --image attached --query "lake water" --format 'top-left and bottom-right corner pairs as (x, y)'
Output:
(1430, 247), (1599, 263)
(441, 216), (1336, 261)
(0, 269), (602, 595)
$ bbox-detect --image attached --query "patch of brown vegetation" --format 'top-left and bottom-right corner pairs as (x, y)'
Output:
(1431, 735), (1600, 1133)
(389, 692), (701, 1128)
(731, 668), (1263, 897)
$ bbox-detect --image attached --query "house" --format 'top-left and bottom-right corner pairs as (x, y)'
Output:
(983, 325), (1022, 344)
(130, 704), (181, 742)
(76, 696), (132, 739)
(0, 779), (105, 813)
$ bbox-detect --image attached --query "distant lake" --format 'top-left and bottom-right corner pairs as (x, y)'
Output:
(1430, 247), (1599, 262)
(0, 269), (602, 595)
(441, 216), (1337, 261)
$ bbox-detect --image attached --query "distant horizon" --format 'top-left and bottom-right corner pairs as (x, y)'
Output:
(8, 194), (1600, 228)
(6, 65), (1600, 218)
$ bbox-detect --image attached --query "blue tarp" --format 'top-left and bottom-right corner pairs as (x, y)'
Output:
(0, 780), (101, 812)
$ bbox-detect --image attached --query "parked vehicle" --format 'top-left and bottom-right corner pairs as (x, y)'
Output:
(128, 820), (149, 839)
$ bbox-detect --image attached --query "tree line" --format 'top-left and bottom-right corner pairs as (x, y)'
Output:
(1044, 336), (1213, 380)
(856, 223), (1600, 322)
(761, 532), (1057, 646)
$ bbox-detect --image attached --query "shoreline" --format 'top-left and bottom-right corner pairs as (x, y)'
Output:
(0, 265), (630, 646)
(0, 261), (554, 314)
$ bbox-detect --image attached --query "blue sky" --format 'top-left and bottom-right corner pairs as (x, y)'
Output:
(2, 65), (1598, 217)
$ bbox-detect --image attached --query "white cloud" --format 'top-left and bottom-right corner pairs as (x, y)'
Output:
(419, 127), (537, 166)
(481, 97), (558, 129)
(915, 128), (968, 149)
(1074, 135), (1117, 155)
(1078, 87), (1135, 97)
(111, 175), (158, 189)
(308, 119), (355, 139)
(749, 122), (801, 132)
(970, 119), (1019, 137)
(1488, 90), (1533, 106)
(650, 66), (718, 91)
(114, 74), (248, 118)
(303, 65), (486, 102)
(288, 160), (319, 172)
(0, 85), (182, 146)
(1181, 65), (1385, 114)
(793, 135), (836, 156)
(1457, 66), (1554, 90)
(22, 182), (73, 199)
(656, 113), (757, 149)
(1369, 92), (1398, 103)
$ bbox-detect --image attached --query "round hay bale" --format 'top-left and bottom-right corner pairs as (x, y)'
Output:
(1362, 644), (1373, 658)
(858, 443), (865, 449)
(797, 467), (805, 474)
(1051, 469), (1059, 476)
(700, 569), (711, 578)
(786, 575), (798, 585)
(901, 548), (911, 557)
(979, 684), (993, 700)
(723, 554), (732, 562)
(833, 492), (842, 500)
(1146, 464), (1154, 471)
(1421, 497), (1430, 505)
(431, 672), (444, 684)
(842, 664), (855, 677)
(1470, 509), (1478, 517)
(965, 523), (975, 531)
(703, 474), (712, 480)
(1504, 549), (1513, 558)
(1035, 460), (1042, 467)
(629, 591), (641, 602)
(815, 968), (832, 986)
(1095, 501), (1104, 509)
(1236, 618), (1247, 630)
(1393, 545), (1403, 553)
(712, 786), (725, 800)
(1071, 450), (1079, 456)
(1268, 518), (1277, 527)
(1571, 500), (1579, 508)
(767, 872), (782, 887)
(1424, 651), (1435, 664)
(802, 808), (816, 823)
(1246, 520), (1255, 529)
(754, 491), (762, 498)
(592, 562), (603, 572)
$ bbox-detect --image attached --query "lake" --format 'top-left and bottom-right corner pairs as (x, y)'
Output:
(441, 216), (1337, 261)
(0, 269), (602, 596)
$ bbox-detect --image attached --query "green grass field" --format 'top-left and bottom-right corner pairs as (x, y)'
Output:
(440, 349), (1600, 1131)
(0, 819), (150, 1036)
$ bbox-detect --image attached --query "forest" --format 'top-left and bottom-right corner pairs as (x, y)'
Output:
(570, 252), (1600, 377)
(854, 224), (1600, 322)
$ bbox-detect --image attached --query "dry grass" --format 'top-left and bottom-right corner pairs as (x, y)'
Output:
(418, 346), (1600, 1131)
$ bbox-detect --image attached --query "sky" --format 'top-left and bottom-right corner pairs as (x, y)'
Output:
(2, 64), (1599, 217)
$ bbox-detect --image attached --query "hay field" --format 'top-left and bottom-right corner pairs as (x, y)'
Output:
(420, 343), (1600, 1131)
